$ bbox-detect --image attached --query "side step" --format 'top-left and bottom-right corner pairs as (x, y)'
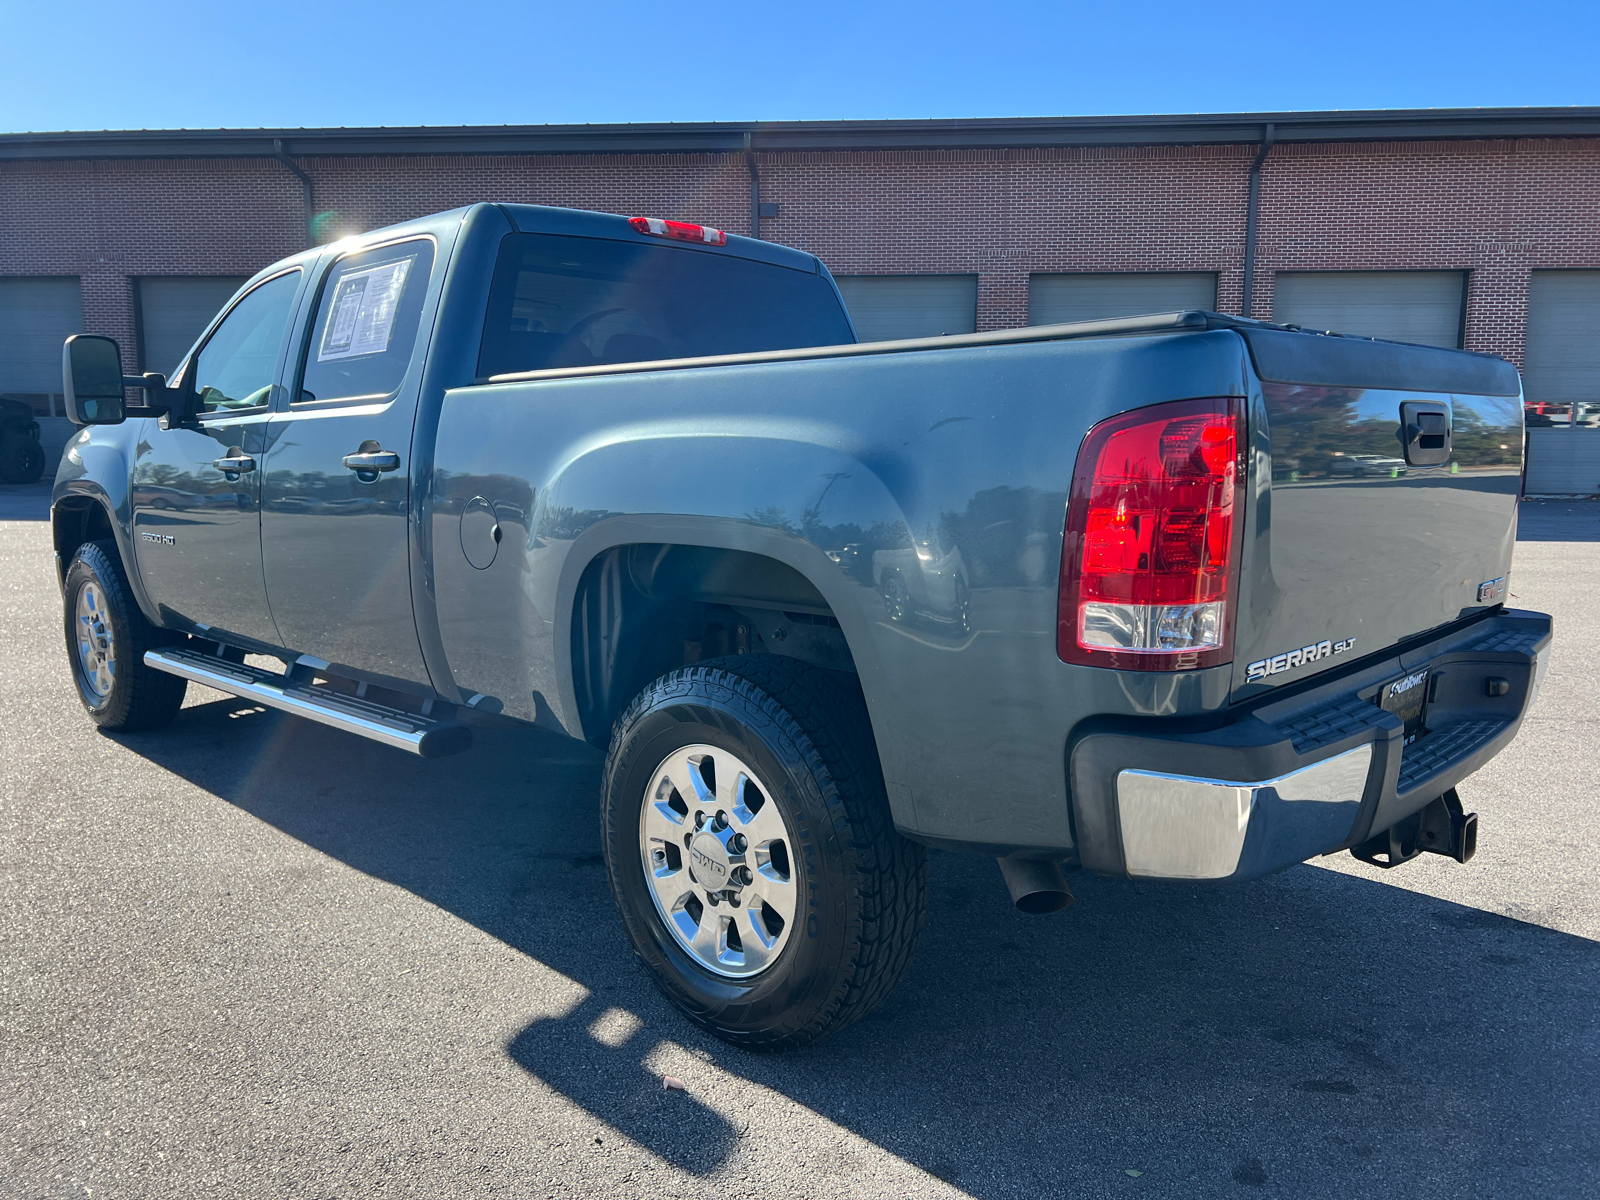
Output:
(144, 646), (472, 758)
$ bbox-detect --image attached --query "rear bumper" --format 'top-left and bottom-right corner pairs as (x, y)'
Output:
(1068, 609), (1552, 881)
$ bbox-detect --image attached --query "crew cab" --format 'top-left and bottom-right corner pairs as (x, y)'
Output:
(52, 203), (1551, 1047)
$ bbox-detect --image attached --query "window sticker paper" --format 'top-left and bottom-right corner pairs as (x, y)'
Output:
(317, 257), (413, 362)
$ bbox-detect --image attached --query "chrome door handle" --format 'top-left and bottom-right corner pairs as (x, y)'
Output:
(213, 449), (256, 474)
(342, 449), (401, 474)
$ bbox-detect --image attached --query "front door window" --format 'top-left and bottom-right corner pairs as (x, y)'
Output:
(190, 271), (301, 413)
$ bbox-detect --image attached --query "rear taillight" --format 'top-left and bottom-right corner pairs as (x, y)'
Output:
(1058, 397), (1244, 671)
(627, 216), (728, 246)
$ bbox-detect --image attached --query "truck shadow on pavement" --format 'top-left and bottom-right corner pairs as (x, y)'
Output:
(117, 697), (1600, 1197)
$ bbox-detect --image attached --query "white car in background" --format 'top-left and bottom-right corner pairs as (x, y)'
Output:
(1330, 452), (1408, 477)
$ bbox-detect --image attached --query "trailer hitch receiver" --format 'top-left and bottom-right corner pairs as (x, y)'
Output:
(1351, 788), (1477, 869)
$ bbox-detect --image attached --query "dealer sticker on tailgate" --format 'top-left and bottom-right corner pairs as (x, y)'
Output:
(1377, 668), (1430, 745)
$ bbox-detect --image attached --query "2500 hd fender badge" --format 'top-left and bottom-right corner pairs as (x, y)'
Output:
(139, 532), (175, 546)
(1246, 637), (1355, 682)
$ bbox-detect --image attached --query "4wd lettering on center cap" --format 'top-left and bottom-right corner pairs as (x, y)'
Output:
(1246, 637), (1356, 682)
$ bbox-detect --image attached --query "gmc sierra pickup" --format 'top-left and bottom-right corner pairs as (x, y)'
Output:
(52, 203), (1551, 1048)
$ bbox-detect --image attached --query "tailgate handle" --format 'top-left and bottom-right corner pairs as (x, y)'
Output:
(1399, 402), (1452, 466)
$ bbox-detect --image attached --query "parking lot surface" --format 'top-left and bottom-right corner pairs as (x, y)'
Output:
(4, 489), (1598, 1199)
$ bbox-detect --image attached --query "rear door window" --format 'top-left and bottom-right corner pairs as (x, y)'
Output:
(478, 233), (854, 378)
(298, 239), (435, 405)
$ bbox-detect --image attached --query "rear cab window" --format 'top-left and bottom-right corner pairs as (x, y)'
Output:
(297, 238), (435, 405)
(477, 233), (854, 378)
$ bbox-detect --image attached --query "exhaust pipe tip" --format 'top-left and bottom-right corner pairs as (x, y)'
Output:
(1455, 810), (1479, 864)
(997, 856), (1074, 914)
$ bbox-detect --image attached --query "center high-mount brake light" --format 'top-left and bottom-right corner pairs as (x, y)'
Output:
(628, 216), (727, 246)
(1057, 397), (1244, 671)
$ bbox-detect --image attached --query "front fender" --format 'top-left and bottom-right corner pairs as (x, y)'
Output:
(50, 423), (162, 623)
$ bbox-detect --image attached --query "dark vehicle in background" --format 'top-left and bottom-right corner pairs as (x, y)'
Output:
(49, 203), (1551, 1049)
(0, 397), (46, 484)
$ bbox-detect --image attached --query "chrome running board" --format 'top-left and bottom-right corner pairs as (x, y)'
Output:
(144, 646), (472, 758)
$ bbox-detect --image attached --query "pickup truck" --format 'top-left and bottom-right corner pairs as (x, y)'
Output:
(52, 203), (1552, 1048)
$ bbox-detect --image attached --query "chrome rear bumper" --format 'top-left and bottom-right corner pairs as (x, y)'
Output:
(1116, 744), (1373, 880)
(1069, 609), (1552, 881)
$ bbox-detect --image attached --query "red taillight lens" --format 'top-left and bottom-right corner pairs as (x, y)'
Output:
(1058, 398), (1244, 671)
(627, 216), (728, 246)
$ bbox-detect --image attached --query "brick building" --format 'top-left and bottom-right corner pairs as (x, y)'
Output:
(3, 107), (1599, 475)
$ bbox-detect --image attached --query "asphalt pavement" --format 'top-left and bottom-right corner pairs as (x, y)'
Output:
(3, 489), (1598, 1199)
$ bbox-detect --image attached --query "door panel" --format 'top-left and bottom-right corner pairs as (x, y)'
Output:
(0, 277), (82, 393)
(1028, 272), (1217, 325)
(1272, 271), (1466, 349)
(136, 276), (249, 377)
(132, 415), (274, 636)
(130, 269), (303, 644)
(833, 275), (977, 341)
(1524, 270), (1600, 414)
(0, 278), (84, 469)
(261, 237), (436, 684)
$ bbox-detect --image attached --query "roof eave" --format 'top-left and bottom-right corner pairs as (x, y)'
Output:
(3, 107), (1599, 162)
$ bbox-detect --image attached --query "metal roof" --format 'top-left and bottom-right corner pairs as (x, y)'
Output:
(3, 108), (1599, 161)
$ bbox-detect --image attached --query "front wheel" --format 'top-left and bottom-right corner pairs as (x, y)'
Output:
(601, 655), (928, 1050)
(62, 541), (187, 730)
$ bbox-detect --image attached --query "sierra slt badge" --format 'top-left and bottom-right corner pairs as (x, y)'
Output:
(1246, 637), (1355, 682)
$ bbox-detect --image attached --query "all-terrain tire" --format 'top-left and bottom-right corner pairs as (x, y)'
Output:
(601, 655), (929, 1050)
(62, 541), (187, 730)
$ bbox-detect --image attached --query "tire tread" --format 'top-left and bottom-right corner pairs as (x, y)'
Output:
(64, 541), (186, 731)
(604, 654), (928, 1050)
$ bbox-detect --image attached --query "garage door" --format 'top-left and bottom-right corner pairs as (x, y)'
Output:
(1524, 271), (1600, 411)
(1028, 272), (1217, 325)
(137, 276), (250, 376)
(834, 275), (978, 342)
(1525, 429), (1600, 495)
(1272, 271), (1466, 348)
(0, 276), (83, 399)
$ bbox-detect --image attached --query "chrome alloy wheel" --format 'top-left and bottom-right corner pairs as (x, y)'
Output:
(639, 744), (798, 979)
(74, 581), (116, 699)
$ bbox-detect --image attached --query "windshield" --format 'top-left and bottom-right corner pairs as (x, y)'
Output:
(478, 233), (854, 378)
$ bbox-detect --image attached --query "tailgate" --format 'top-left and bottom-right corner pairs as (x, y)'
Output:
(1233, 329), (1524, 697)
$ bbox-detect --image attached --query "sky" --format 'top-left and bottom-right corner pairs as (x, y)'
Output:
(2, 0), (1596, 132)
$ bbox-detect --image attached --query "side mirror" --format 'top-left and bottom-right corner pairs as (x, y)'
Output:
(62, 335), (127, 425)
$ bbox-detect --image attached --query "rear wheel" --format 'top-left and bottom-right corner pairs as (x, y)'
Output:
(601, 655), (928, 1050)
(62, 541), (187, 730)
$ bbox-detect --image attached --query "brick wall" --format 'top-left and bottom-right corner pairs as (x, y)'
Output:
(3, 136), (1598, 370)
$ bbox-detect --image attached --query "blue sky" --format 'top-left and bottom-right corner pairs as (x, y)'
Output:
(3, 0), (1595, 132)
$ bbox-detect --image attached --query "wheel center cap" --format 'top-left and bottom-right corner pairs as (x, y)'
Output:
(688, 831), (733, 891)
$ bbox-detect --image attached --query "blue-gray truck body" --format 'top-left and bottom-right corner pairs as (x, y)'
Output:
(52, 202), (1551, 883)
